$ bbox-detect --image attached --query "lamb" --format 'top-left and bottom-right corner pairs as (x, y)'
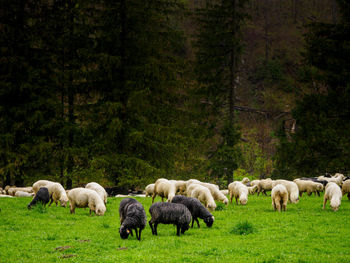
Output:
(323, 182), (342, 211)
(257, 178), (274, 196)
(145, 183), (155, 197)
(271, 184), (288, 212)
(68, 188), (106, 216)
(85, 182), (108, 204)
(228, 181), (248, 205)
(149, 202), (191, 236)
(171, 195), (214, 228)
(188, 184), (217, 211)
(272, 180), (299, 204)
(293, 179), (324, 197)
(27, 187), (50, 209)
(342, 180), (350, 200)
(119, 198), (147, 241)
(152, 178), (176, 203)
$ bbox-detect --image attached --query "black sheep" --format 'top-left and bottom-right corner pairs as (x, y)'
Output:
(171, 195), (214, 228)
(119, 198), (147, 241)
(27, 187), (50, 209)
(149, 202), (191, 236)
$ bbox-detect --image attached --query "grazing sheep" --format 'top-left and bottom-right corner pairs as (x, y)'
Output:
(228, 181), (248, 205)
(171, 195), (214, 228)
(119, 198), (147, 241)
(293, 179), (324, 197)
(323, 182), (342, 211)
(152, 178), (176, 203)
(272, 180), (299, 204)
(47, 183), (69, 207)
(85, 182), (108, 204)
(149, 202), (191, 236)
(27, 187), (50, 209)
(187, 180), (227, 204)
(15, 191), (34, 197)
(145, 183), (155, 197)
(257, 179), (274, 196)
(342, 180), (350, 201)
(271, 184), (288, 212)
(68, 188), (106, 216)
(188, 184), (216, 211)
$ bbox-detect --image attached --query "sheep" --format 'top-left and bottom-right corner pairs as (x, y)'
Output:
(119, 198), (147, 241)
(8, 187), (33, 196)
(293, 179), (324, 197)
(149, 202), (191, 236)
(188, 184), (216, 211)
(171, 195), (214, 228)
(145, 183), (155, 197)
(271, 184), (288, 212)
(228, 181), (248, 205)
(323, 182), (342, 211)
(27, 187), (50, 209)
(241, 177), (250, 185)
(342, 180), (350, 201)
(257, 178), (274, 196)
(85, 182), (108, 204)
(220, 189), (229, 196)
(46, 182), (69, 207)
(247, 185), (258, 195)
(272, 180), (299, 204)
(152, 178), (176, 203)
(15, 191), (34, 197)
(318, 173), (344, 186)
(187, 180), (228, 204)
(32, 180), (54, 194)
(68, 188), (106, 216)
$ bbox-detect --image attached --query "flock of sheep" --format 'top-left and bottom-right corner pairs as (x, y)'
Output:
(1, 173), (350, 241)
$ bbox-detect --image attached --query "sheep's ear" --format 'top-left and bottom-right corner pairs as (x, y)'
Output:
(126, 229), (130, 234)
(212, 216), (215, 221)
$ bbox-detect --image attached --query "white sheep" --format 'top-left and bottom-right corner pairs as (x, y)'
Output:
(187, 180), (228, 204)
(342, 180), (350, 200)
(68, 188), (106, 216)
(8, 187), (33, 196)
(293, 179), (324, 197)
(15, 191), (34, 197)
(152, 178), (176, 203)
(145, 183), (155, 197)
(257, 178), (274, 196)
(241, 177), (250, 185)
(323, 182), (342, 211)
(85, 182), (108, 204)
(46, 182), (69, 207)
(318, 173), (344, 186)
(32, 180), (55, 194)
(228, 181), (248, 205)
(271, 184), (288, 212)
(272, 180), (299, 204)
(189, 184), (216, 211)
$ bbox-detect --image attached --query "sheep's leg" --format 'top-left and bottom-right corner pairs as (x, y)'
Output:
(195, 218), (200, 228)
(129, 229), (134, 237)
(323, 197), (327, 209)
(151, 194), (156, 204)
(149, 221), (154, 235)
(138, 229), (142, 241)
(300, 192), (303, 197)
(154, 223), (158, 235)
(176, 225), (181, 236)
(347, 193), (350, 201)
(49, 198), (54, 207)
(191, 218), (195, 228)
(235, 197), (238, 205)
(230, 193), (233, 204)
(316, 190), (320, 197)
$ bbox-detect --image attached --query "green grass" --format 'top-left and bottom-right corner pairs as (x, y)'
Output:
(1, 194), (350, 262)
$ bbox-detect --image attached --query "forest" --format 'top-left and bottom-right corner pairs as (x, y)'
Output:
(1, 0), (349, 190)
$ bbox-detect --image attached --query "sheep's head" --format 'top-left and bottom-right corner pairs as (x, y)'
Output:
(207, 203), (216, 211)
(204, 216), (214, 227)
(95, 204), (106, 216)
(181, 223), (190, 234)
(330, 198), (340, 211)
(60, 197), (69, 207)
(119, 226), (130, 239)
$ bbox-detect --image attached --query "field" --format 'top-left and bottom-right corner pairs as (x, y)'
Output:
(1, 194), (350, 263)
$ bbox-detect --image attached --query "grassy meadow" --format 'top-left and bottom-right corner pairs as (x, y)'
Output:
(1, 194), (350, 263)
